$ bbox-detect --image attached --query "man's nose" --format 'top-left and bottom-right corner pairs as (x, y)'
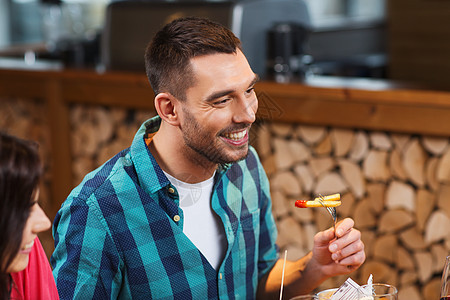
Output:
(233, 96), (258, 124)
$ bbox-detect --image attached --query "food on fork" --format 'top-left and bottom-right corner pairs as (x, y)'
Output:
(295, 200), (341, 208)
(295, 193), (341, 208)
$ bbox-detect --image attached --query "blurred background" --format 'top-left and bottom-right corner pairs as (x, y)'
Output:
(1, 0), (387, 80)
(1, 0), (449, 87)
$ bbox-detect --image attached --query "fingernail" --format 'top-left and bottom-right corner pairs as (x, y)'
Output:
(329, 244), (337, 252)
(332, 254), (338, 261)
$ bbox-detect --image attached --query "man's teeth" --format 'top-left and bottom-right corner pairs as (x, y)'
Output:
(22, 240), (34, 250)
(223, 130), (246, 140)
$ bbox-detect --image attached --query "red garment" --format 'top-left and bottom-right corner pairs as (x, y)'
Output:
(10, 238), (59, 300)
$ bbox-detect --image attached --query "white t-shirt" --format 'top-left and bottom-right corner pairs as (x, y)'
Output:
(163, 171), (227, 270)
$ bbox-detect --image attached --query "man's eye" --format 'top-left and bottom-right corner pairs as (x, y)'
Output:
(245, 88), (255, 95)
(214, 98), (230, 106)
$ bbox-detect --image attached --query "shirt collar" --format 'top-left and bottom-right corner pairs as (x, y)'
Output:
(130, 115), (231, 194)
(130, 116), (170, 195)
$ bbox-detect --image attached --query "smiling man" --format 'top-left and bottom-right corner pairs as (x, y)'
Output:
(51, 17), (365, 299)
(149, 48), (258, 179)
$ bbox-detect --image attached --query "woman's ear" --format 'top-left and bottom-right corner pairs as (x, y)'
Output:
(154, 93), (180, 126)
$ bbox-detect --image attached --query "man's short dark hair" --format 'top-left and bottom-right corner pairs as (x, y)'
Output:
(144, 17), (242, 100)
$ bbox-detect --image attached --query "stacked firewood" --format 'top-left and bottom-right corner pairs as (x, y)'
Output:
(254, 121), (449, 300)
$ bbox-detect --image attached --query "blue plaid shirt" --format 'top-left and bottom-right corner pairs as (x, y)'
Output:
(51, 116), (279, 299)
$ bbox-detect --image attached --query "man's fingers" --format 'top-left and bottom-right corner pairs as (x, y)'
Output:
(331, 238), (365, 261)
(329, 227), (363, 262)
(335, 248), (366, 267)
(335, 218), (354, 237)
(314, 227), (336, 246)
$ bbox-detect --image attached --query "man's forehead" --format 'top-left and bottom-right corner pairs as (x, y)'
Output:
(189, 51), (251, 78)
(189, 49), (246, 65)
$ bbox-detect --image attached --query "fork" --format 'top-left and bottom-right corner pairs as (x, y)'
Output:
(317, 194), (337, 236)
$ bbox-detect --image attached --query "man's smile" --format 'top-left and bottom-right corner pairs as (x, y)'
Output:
(220, 128), (249, 146)
(222, 128), (247, 141)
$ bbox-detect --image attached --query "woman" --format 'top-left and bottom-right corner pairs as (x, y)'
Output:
(0, 132), (58, 299)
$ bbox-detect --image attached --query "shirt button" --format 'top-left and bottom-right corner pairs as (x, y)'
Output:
(173, 215), (180, 222)
(168, 187), (175, 194)
(219, 273), (223, 280)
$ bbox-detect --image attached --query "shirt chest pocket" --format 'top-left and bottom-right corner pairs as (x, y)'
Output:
(238, 209), (260, 273)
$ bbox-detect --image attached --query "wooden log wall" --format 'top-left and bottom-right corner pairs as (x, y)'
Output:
(254, 121), (449, 299)
(1, 67), (450, 299)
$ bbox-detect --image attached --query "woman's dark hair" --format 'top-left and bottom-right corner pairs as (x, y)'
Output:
(0, 132), (42, 299)
(144, 16), (242, 101)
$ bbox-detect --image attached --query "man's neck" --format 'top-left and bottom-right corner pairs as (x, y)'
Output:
(149, 126), (217, 183)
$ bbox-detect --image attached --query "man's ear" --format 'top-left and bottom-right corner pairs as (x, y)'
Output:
(154, 93), (180, 126)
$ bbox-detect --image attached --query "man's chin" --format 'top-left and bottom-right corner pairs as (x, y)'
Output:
(220, 148), (249, 164)
(190, 141), (249, 165)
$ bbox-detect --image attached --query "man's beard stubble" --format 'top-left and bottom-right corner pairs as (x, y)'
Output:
(180, 107), (250, 168)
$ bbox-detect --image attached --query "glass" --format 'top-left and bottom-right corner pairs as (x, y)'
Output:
(441, 256), (450, 300)
(289, 295), (318, 300)
(316, 288), (337, 299)
(357, 283), (397, 299)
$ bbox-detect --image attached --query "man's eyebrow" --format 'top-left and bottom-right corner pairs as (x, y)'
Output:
(250, 74), (260, 87)
(205, 89), (234, 103)
(205, 74), (260, 103)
